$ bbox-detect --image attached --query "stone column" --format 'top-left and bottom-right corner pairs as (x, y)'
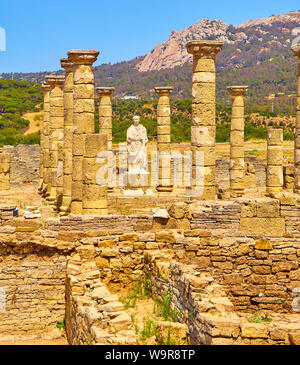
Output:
(186, 40), (223, 200)
(227, 85), (248, 197)
(40, 82), (51, 196)
(267, 128), (283, 193)
(67, 50), (99, 215)
(96, 87), (115, 151)
(96, 87), (115, 193)
(155, 86), (173, 192)
(45, 75), (65, 205)
(292, 43), (300, 193)
(83, 134), (108, 215)
(60, 58), (74, 215)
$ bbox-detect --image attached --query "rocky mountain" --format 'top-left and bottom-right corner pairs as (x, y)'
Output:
(1, 11), (300, 114)
(137, 11), (300, 72)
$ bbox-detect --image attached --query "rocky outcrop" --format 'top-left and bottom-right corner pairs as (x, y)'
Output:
(137, 12), (300, 72)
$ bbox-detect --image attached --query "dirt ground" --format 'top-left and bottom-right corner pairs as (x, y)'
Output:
(23, 111), (44, 135)
(0, 337), (68, 345)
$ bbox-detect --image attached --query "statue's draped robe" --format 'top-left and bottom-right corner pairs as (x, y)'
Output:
(126, 124), (148, 172)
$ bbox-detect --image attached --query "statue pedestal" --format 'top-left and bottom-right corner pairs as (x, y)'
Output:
(121, 170), (153, 196)
(126, 170), (149, 187)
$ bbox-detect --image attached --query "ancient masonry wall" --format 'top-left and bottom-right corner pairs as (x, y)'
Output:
(145, 252), (300, 345)
(42, 196), (300, 314)
(0, 196), (299, 344)
(65, 252), (136, 345)
(0, 226), (72, 341)
(3, 145), (40, 185)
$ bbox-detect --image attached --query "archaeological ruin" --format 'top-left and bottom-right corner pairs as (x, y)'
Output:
(0, 40), (299, 345)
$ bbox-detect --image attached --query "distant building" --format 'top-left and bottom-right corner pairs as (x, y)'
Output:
(292, 27), (300, 36)
(121, 96), (139, 100)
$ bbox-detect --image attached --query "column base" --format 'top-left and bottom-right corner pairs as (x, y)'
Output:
(156, 186), (173, 193)
(70, 201), (82, 215)
(47, 189), (56, 205)
(60, 196), (71, 216)
(267, 186), (283, 194)
(54, 188), (63, 210)
(38, 179), (44, 192)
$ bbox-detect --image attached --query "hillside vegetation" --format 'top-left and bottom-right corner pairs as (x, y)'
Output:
(99, 99), (295, 144)
(0, 79), (42, 146)
(0, 81), (295, 147)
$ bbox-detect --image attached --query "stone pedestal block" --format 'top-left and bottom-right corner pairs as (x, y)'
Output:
(82, 134), (108, 215)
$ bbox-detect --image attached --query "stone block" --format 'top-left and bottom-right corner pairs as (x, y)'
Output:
(240, 218), (285, 236)
(256, 199), (279, 218)
(254, 238), (272, 250)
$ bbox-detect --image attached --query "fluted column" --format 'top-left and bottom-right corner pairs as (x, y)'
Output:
(186, 40), (223, 200)
(67, 50), (99, 215)
(45, 75), (65, 205)
(60, 58), (74, 215)
(155, 86), (173, 192)
(267, 128), (283, 193)
(227, 85), (248, 197)
(83, 134), (108, 215)
(40, 82), (51, 196)
(292, 42), (300, 193)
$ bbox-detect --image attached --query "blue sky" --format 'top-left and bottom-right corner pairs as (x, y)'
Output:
(0, 0), (299, 73)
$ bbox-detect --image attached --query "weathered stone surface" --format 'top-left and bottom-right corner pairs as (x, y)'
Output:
(255, 238), (273, 250)
(240, 218), (285, 236)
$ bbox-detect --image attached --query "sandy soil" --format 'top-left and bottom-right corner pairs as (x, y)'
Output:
(23, 111), (43, 135)
(0, 337), (68, 345)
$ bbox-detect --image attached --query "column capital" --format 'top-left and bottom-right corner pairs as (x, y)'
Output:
(67, 49), (99, 65)
(154, 86), (173, 95)
(96, 87), (115, 96)
(291, 41), (300, 58)
(41, 81), (51, 91)
(60, 57), (73, 71)
(227, 85), (248, 97)
(186, 40), (224, 59)
(45, 75), (65, 86)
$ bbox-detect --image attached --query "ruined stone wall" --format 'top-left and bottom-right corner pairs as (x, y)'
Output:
(0, 225), (71, 341)
(215, 156), (266, 190)
(41, 215), (300, 314)
(145, 252), (300, 345)
(0, 194), (299, 344)
(3, 145), (40, 185)
(65, 254), (136, 345)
